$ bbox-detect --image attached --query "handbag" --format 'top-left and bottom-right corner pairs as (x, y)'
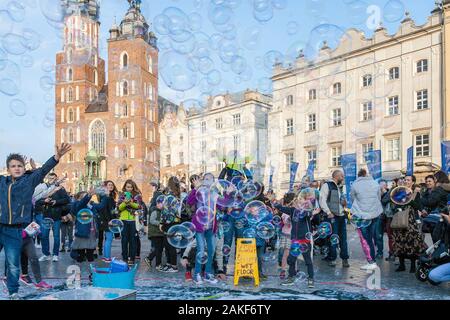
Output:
(390, 208), (410, 230)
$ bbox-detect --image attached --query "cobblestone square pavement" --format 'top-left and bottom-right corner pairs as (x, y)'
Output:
(1, 225), (449, 300)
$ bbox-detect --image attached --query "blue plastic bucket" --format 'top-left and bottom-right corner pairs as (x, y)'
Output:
(90, 263), (138, 290)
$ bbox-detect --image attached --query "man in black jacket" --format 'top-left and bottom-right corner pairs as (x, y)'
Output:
(35, 173), (71, 262)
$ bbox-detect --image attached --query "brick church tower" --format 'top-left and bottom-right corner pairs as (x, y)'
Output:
(54, 0), (159, 200)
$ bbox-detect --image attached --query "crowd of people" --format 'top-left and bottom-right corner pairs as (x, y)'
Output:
(0, 143), (449, 300)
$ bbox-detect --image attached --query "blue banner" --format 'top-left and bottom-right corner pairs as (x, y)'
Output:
(341, 154), (357, 207)
(289, 162), (299, 192)
(406, 147), (414, 176)
(441, 141), (450, 175)
(364, 150), (382, 181)
(306, 160), (315, 182)
(268, 165), (275, 190)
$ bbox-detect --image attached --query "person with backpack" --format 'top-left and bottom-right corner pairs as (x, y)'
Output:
(97, 181), (118, 261)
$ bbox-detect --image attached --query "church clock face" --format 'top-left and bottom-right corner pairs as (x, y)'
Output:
(212, 96), (225, 109)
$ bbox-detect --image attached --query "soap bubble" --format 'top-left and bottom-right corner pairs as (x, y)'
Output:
(181, 221), (197, 236)
(2, 34), (28, 55)
(211, 180), (239, 208)
(77, 209), (93, 225)
(108, 219), (124, 234)
(220, 221), (232, 233)
(159, 50), (198, 91)
(243, 227), (256, 238)
(330, 234), (340, 245)
(222, 244), (232, 257)
(272, 215), (282, 226)
(193, 206), (215, 226)
(21, 54), (33, 67)
(350, 215), (372, 228)
(239, 181), (262, 201)
(0, 10), (14, 37)
(7, 1), (25, 22)
(196, 251), (208, 265)
(244, 200), (270, 225)
(383, 0), (405, 23)
(9, 99), (26, 116)
(316, 222), (332, 238)
(167, 225), (193, 249)
(256, 222), (275, 239)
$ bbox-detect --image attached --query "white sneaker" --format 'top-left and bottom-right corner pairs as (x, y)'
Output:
(360, 263), (377, 270)
(52, 255), (59, 262)
(38, 255), (51, 262)
(193, 274), (203, 285)
(204, 274), (218, 284)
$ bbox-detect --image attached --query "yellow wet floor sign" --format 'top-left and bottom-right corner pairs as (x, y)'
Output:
(233, 238), (259, 287)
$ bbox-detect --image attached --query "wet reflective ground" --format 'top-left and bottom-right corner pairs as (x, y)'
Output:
(1, 226), (449, 300)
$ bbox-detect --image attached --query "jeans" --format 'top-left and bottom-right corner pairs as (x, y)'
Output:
(103, 231), (113, 259)
(375, 217), (384, 256)
(358, 217), (379, 263)
(21, 236), (42, 283)
(148, 237), (164, 266)
(194, 229), (215, 276)
(223, 217), (245, 267)
(0, 225), (23, 295)
(429, 263), (450, 283)
(257, 244), (265, 275)
(121, 221), (137, 262)
(41, 220), (61, 256)
(328, 215), (349, 261)
(288, 246), (314, 279)
(60, 221), (73, 248)
(34, 213), (43, 245)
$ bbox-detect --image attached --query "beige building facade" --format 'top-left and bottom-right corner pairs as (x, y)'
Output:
(268, 7), (448, 194)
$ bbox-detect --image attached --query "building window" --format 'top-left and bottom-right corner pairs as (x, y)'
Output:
(67, 50), (72, 64)
(308, 89), (317, 101)
(285, 152), (294, 172)
(216, 118), (223, 129)
(387, 137), (400, 161)
(233, 113), (241, 126)
(67, 87), (73, 102)
(67, 68), (73, 82)
(331, 146), (342, 167)
(333, 82), (342, 95)
(122, 125), (128, 139)
(90, 120), (106, 155)
(286, 95), (294, 106)
(389, 67), (400, 80)
(286, 118), (294, 135)
(201, 141), (207, 154)
(201, 121), (206, 134)
(179, 152), (184, 164)
(130, 145), (135, 159)
(417, 59), (428, 73)
(121, 52), (128, 68)
(307, 149), (317, 169)
(415, 134), (430, 157)
(68, 153), (74, 163)
(332, 108), (342, 127)
(388, 96), (399, 116)
(122, 148), (128, 159)
(148, 55), (153, 73)
(122, 103), (128, 117)
(233, 135), (241, 151)
(68, 108), (74, 122)
(362, 74), (372, 88)
(362, 101), (373, 121)
(61, 129), (65, 143)
(179, 134), (184, 144)
(361, 142), (374, 163)
(68, 128), (74, 144)
(94, 70), (98, 86)
(122, 81), (128, 96)
(307, 114), (316, 131)
(416, 89), (428, 110)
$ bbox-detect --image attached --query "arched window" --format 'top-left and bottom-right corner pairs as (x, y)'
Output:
(68, 108), (74, 122)
(121, 52), (128, 68)
(94, 70), (98, 86)
(67, 50), (72, 64)
(68, 128), (74, 143)
(122, 81), (128, 96)
(122, 148), (128, 159)
(122, 124), (128, 139)
(130, 145), (135, 159)
(90, 120), (106, 155)
(122, 102), (128, 117)
(68, 68), (73, 81)
(61, 129), (65, 143)
(114, 124), (119, 139)
(67, 87), (73, 102)
(114, 146), (119, 158)
(130, 122), (135, 138)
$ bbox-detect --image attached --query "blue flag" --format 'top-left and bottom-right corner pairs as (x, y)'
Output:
(306, 160), (315, 182)
(406, 147), (414, 176)
(289, 162), (299, 192)
(441, 141), (450, 175)
(341, 154), (357, 208)
(268, 166), (275, 190)
(364, 150), (382, 181)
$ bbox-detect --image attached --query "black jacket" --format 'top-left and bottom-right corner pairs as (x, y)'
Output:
(96, 195), (116, 232)
(421, 186), (448, 213)
(274, 204), (319, 240)
(35, 186), (71, 221)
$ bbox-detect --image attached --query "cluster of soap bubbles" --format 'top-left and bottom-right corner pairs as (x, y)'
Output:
(158, 194), (184, 225)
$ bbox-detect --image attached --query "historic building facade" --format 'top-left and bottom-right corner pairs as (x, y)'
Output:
(54, 0), (159, 199)
(268, 5), (449, 194)
(185, 90), (272, 180)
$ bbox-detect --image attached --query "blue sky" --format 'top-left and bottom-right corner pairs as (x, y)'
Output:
(0, 0), (436, 165)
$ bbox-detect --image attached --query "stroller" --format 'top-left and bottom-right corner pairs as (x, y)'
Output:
(416, 219), (450, 285)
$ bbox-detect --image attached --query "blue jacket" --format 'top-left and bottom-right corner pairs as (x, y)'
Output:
(0, 156), (58, 225)
(72, 194), (108, 238)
